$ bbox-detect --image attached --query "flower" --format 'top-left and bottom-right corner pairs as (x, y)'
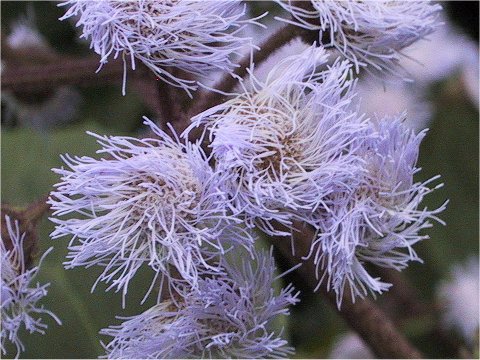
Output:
(101, 249), (299, 359)
(187, 46), (368, 236)
(49, 118), (252, 305)
(275, 0), (442, 76)
(308, 116), (447, 305)
(6, 15), (48, 51)
(437, 257), (479, 345)
(1, 215), (61, 358)
(329, 332), (373, 359)
(60, 0), (263, 95)
(355, 75), (433, 132)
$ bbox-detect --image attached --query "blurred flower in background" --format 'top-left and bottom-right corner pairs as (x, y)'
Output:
(328, 332), (373, 359)
(437, 257), (479, 346)
(356, 14), (479, 131)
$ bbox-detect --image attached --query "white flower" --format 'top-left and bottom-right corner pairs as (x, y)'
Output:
(187, 46), (368, 236)
(49, 118), (252, 304)
(60, 0), (263, 95)
(437, 257), (479, 345)
(275, 0), (442, 76)
(308, 116), (447, 305)
(101, 249), (299, 359)
(1, 216), (61, 358)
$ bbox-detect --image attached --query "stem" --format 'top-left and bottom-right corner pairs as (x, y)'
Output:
(269, 221), (423, 359)
(188, 24), (304, 118)
(22, 195), (51, 225)
(1, 56), (130, 93)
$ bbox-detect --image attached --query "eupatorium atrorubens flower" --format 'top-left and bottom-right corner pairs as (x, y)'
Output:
(187, 46), (368, 237)
(101, 249), (299, 359)
(308, 116), (447, 305)
(276, 0), (442, 75)
(1, 216), (61, 358)
(187, 45), (446, 305)
(49, 119), (251, 304)
(60, 0), (263, 95)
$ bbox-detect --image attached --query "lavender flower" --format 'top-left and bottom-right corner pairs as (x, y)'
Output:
(60, 0), (263, 95)
(1, 216), (61, 358)
(187, 46), (368, 236)
(276, 0), (442, 75)
(308, 116), (447, 305)
(49, 119), (252, 304)
(101, 249), (299, 358)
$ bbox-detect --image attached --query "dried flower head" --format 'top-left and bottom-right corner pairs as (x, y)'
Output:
(49, 119), (251, 304)
(187, 46), (368, 236)
(60, 0), (263, 95)
(1, 216), (61, 358)
(101, 249), (299, 358)
(276, 0), (442, 75)
(308, 116), (447, 305)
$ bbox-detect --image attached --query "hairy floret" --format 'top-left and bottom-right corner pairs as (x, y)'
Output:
(276, 0), (442, 76)
(187, 46), (368, 237)
(60, 0), (263, 95)
(101, 249), (299, 358)
(308, 116), (447, 305)
(1, 216), (61, 358)
(49, 119), (252, 305)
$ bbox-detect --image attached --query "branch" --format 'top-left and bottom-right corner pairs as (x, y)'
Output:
(188, 24), (305, 118)
(269, 221), (423, 359)
(1, 56), (136, 93)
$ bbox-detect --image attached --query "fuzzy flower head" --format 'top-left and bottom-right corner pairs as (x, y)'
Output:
(308, 116), (447, 305)
(49, 119), (251, 304)
(101, 249), (299, 358)
(276, 0), (442, 75)
(437, 257), (479, 345)
(60, 0), (262, 95)
(188, 46), (368, 236)
(1, 216), (61, 358)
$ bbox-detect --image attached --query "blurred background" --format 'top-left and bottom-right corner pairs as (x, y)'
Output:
(1, 1), (478, 358)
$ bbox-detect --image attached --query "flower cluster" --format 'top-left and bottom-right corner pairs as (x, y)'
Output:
(46, 1), (447, 358)
(276, 0), (442, 75)
(1, 216), (61, 358)
(60, 0), (262, 95)
(187, 46), (445, 305)
(101, 249), (299, 358)
(49, 119), (253, 303)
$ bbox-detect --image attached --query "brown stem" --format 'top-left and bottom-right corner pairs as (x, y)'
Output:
(0, 197), (51, 268)
(188, 24), (304, 119)
(269, 221), (423, 359)
(22, 194), (51, 225)
(374, 267), (429, 319)
(375, 267), (473, 358)
(1, 56), (132, 93)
